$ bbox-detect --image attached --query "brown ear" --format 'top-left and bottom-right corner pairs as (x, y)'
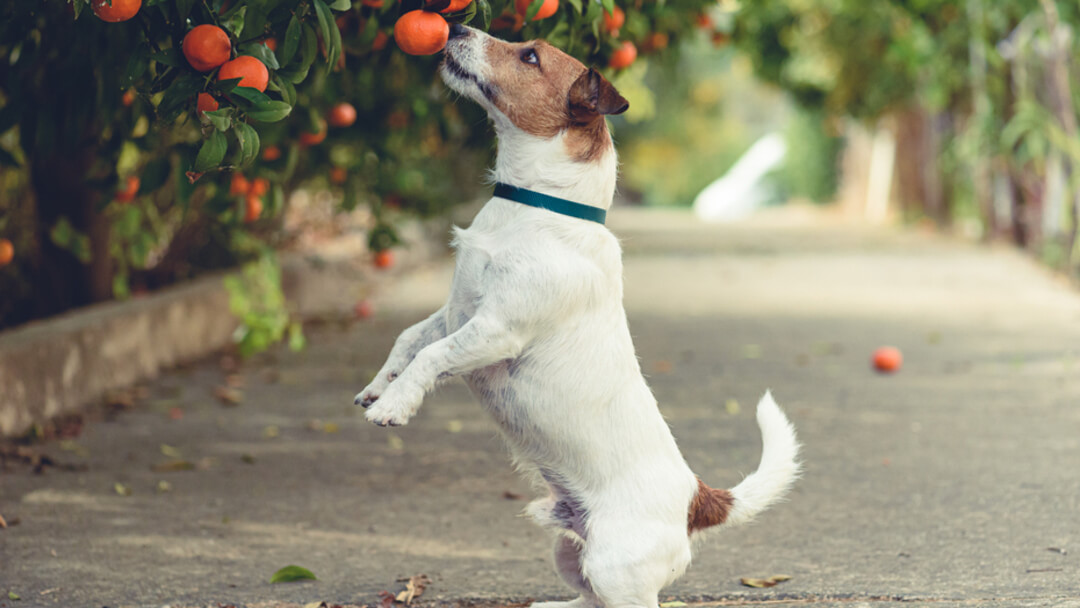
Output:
(568, 68), (629, 124)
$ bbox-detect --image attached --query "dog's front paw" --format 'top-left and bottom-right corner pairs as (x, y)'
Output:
(363, 382), (423, 427)
(353, 371), (399, 408)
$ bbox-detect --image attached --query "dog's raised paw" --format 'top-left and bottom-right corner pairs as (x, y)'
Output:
(364, 405), (410, 427)
(353, 391), (379, 408)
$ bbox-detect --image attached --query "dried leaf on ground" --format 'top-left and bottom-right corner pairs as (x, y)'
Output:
(114, 482), (132, 496)
(263, 425), (280, 439)
(225, 373), (246, 387)
(151, 460), (196, 473)
(659, 602), (687, 608)
(214, 386), (244, 406)
(740, 574), (791, 588)
(378, 590), (396, 608)
(387, 434), (404, 451)
(160, 444), (183, 458)
(652, 360), (673, 374)
(502, 490), (525, 500)
(241, 453), (256, 464)
(725, 398), (740, 415)
(269, 564), (317, 583)
(446, 420), (464, 433)
(8, 590), (20, 600)
(395, 574), (430, 604)
(156, 480), (172, 493)
(302, 602), (328, 608)
(0, 512), (6, 528)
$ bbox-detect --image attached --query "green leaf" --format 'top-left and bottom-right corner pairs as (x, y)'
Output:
(268, 75), (297, 106)
(0, 147), (21, 168)
(230, 86), (273, 106)
(222, 6), (248, 38)
(478, 0), (492, 29)
(194, 130), (228, 172)
(288, 321), (306, 351)
(156, 73), (203, 123)
(241, 42), (280, 70)
(600, 0), (614, 17)
(564, 0), (581, 14)
(245, 101), (292, 123)
(149, 46), (183, 68)
(329, 0), (351, 9)
(175, 0), (196, 21)
(8, 591), (20, 601)
(234, 122), (261, 167)
(281, 15), (302, 66)
(269, 565), (317, 583)
(525, 0), (544, 21)
(140, 157), (171, 194)
(313, 0), (336, 70)
(122, 49), (150, 88)
(204, 108), (235, 132)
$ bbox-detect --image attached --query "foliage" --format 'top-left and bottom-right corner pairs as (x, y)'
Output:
(223, 253), (302, 357)
(0, 0), (717, 332)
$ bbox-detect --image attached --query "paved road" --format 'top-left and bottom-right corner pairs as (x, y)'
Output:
(2, 209), (1079, 608)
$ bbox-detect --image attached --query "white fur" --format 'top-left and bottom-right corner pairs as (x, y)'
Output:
(355, 27), (800, 608)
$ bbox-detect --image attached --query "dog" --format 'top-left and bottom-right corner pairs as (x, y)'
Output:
(355, 24), (801, 608)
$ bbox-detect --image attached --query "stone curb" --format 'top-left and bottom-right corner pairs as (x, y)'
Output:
(0, 216), (453, 438)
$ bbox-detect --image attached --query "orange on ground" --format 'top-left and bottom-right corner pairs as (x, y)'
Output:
(602, 5), (624, 34)
(197, 92), (220, 114)
(329, 167), (347, 184)
(354, 299), (374, 319)
(515, 0), (557, 21)
(217, 56), (269, 92)
(872, 346), (903, 373)
(122, 89), (135, 107)
(183, 25), (232, 72)
(0, 239), (13, 267)
(261, 145), (282, 161)
(249, 177), (270, 197)
(394, 11), (449, 56)
(374, 250), (394, 269)
(328, 102), (357, 128)
(229, 173), (250, 196)
(440, 0), (473, 13)
(92, 0), (141, 22)
(299, 120), (328, 146)
(116, 176), (140, 203)
(608, 41), (637, 69)
(244, 195), (263, 223)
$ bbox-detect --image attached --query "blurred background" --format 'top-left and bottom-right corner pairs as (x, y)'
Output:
(2, 0), (1079, 336)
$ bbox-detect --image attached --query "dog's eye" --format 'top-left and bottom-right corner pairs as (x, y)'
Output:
(520, 48), (539, 66)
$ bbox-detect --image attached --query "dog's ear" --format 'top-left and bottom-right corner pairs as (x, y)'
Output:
(568, 68), (629, 124)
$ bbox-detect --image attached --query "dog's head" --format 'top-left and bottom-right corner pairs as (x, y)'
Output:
(440, 24), (628, 161)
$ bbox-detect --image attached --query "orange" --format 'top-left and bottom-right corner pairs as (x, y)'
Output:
(374, 249), (394, 269)
(329, 166), (347, 184)
(263, 38), (278, 51)
(299, 120), (327, 146)
(229, 173), (250, 196)
(244, 195), (263, 223)
(249, 177), (270, 197)
(122, 89), (136, 107)
(261, 145), (282, 161)
(217, 56), (269, 92)
(643, 31), (669, 52)
(197, 92), (219, 114)
(116, 176), (140, 203)
(602, 5), (624, 35)
(353, 299), (374, 319)
(92, 0), (141, 22)
(328, 102), (357, 128)
(183, 25), (232, 72)
(440, 0), (473, 13)
(394, 10), (449, 55)
(361, 0), (384, 6)
(373, 30), (390, 51)
(608, 40), (636, 69)
(872, 347), (903, 373)
(711, 31), (730, 47)
(0, 238), (13, 267)
(515, 0), (557, 21)
(696, 14), (713, 29)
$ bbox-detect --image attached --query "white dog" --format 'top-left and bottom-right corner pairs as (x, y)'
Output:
(355, 25), (801, 608)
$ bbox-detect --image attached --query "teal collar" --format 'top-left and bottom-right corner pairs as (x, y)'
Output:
(493, 183), (606, 225)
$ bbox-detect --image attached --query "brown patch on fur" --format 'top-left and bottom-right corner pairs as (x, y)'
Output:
(480, 39), (627, 163)
(688, 477), (734, 533)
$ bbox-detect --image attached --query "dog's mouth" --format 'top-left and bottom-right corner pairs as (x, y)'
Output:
(441, 55), (498, 105)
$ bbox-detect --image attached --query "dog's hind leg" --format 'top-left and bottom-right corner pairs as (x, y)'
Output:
(581, 521), (691, 608)
(530, 536), (601, 608)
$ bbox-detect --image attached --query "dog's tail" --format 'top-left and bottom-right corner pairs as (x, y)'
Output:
(689, 391), (800, 533)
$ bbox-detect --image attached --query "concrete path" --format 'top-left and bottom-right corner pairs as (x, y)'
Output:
(2, 208), (1079, 608)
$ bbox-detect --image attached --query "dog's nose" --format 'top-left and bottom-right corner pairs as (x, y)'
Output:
(448, 23), (468, 40)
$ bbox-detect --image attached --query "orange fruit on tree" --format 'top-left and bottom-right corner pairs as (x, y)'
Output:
(217, 56), (269, 92)
(374, 249), (394, 269)
(602, 5), (624, 35)
(696, 14), (713, 29)
(515, 0), (558, 21)
(263, 38), (278, 51)
(329, 166), (347, 184)
(182, 25), (232, 72)
(361, 0), (384, 7)
(0, 238), (13, 267)
(372, 30), (390, 51)
(440, 0), (473, 13)
(643, 31), (669, 52)
(92, 0), (141, 22)
(122, 89), (136, 107)
(249, 177), (270, 197)
(261, 145), (282, 161)
(872, 346), (903, 374)
(229, 173), (250, 196)
(328, 102), (357, 128)
(197, 92), (220, 114)
(608, 41), (636, 69)
(115, 176), (140, 203)
(299, 120), (328, 146)
(394, 10), (449, 55)
(244, 195), (263, 223)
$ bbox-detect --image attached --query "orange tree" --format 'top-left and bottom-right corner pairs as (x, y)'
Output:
(0, 0), (715, 330)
